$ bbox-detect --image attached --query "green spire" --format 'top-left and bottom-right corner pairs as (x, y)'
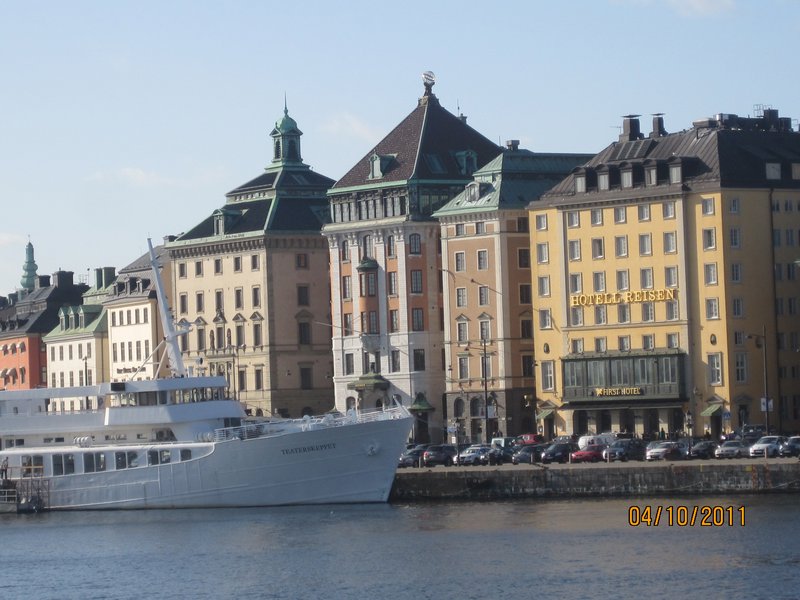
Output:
(20, 239), (38, 291)
(270, 101), (303, 165)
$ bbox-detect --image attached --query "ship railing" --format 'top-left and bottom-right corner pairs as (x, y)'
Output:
(212, 405), (409, 442)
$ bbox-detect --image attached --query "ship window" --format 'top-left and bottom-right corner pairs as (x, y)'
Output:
(180, 449), (192, 461)
(84, 452), (106, 473)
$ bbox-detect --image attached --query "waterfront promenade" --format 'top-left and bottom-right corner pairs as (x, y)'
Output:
(390, 457), (800, 501)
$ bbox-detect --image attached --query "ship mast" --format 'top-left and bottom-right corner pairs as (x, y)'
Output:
(148, 238), (187, 377)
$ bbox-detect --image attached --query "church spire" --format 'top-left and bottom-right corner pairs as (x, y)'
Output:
(20, 238), (38, 291)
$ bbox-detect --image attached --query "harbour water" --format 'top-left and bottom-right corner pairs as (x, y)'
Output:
(1, 495), (799, 599)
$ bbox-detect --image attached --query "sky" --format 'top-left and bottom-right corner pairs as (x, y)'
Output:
(1, 0), (798, 295)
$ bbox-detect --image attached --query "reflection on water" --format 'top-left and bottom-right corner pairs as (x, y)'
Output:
(1, 495), (799, 599)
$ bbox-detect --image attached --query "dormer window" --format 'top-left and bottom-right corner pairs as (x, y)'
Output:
(598, 173), (609, 191)
(646, 167), (657, 186)
(273, 139), (281, 160)
(669, 163), (682, 184)
(766, 162), (781, 180)
(575, 175), (586, 193)
(369, 153), (383, 179)
(214, 212), (225, 236)
(465, 181), (480, 202)
(621, 170), (633, 189)
(455, 151), (478, 176)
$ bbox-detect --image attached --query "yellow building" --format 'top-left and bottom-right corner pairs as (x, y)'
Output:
(530, 111), (800, 439)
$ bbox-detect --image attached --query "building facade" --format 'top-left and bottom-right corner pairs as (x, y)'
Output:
(530, 110), (800, 440)
(167, 107), (335, 417)
(322, 78), (500, 442)
(435, 141), (592, 444)
(43, 267), (115, 411)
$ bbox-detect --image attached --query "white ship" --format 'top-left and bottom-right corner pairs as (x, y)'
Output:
(0, 241), (412, 512)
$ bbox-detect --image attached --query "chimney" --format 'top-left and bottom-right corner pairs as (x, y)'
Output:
(459, 113), (467, 124)
(650, 113), (667, 138)
(94, 268), (104, 290)
(505, 139), (520, 151)
(52, 271), (74, 288)
(163, 234), (177, 244)
(102, 267), (116, 288)
(619, 115), (642, 142)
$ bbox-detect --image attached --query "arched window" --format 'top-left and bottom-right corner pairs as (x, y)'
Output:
(346, 396), (357, 410)
(470, 396), (483, 417)
(454, 397), (465, 418)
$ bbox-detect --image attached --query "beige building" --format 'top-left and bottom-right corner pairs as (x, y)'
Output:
(105, 249), (170, 383)
(435, 141), (591, 443)
(167, 107), (335, 417)
(531, 110), (800, 439)
(322, 78), (500, 443)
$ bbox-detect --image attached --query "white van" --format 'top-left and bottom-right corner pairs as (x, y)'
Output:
(578, 433), (616, 450)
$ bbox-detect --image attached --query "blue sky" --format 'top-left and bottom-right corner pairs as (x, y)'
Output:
(1, 0), (798, 295)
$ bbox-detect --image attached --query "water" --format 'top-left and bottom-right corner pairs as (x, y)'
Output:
(1, 495), (799, 599)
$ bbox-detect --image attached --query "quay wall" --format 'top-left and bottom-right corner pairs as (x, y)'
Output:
(390, 462), (800, 501)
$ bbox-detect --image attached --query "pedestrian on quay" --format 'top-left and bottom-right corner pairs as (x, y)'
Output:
(0, 456), (8, 479)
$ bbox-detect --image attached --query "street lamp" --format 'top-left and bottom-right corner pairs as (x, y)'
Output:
(481, 336), (490, 444)
(747, 325), (769, 433)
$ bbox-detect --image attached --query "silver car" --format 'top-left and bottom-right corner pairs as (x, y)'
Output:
(715, 440), (746, 458)
(749, 436), (785, 458)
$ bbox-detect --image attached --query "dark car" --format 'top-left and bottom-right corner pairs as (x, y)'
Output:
(422, 445), (459, 467)
(688, 440), (718, 459)
(779, 436), (800, 457)
(511, 442), (550, 464)
(398, 448), (425, 468)
(603, 439), (646, 462)
(541, 442), (578, 464)
(482, 445), (516, 466)
(570, 444), (607, 463)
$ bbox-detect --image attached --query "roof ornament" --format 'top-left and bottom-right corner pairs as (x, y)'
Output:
(422, 71), (435, 96)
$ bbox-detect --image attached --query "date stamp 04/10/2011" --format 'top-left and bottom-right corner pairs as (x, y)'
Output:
(628, 505), (746, 527)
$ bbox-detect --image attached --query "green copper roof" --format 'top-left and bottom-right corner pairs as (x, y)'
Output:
(20, 241), (38, 291)
(409, 393), (434, 412)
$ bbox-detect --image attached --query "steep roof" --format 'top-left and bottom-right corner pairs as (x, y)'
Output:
(543, 110), (800, 203)
(333, 90), (501, 190)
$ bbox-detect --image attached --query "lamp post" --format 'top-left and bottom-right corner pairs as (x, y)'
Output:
(747, 325), (769, 433)
(481, 336), (490, 444)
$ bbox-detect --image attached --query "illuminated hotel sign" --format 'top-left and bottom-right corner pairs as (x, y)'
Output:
(595, 387), (643, 396)
(570, 288), (677, 307)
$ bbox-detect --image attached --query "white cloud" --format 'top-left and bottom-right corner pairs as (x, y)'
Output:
(321, 113), (385, 145)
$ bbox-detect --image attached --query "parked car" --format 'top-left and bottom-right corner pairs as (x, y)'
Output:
(398, 447), (426, 468)
(511, 443), (549, 465)
(541, 442), (578, 464)
(715, 440), (747, 459)
(603, 439), (646, 462)
(422, 444), (459, 467)
(514, 433), (544, 446)
(570, 444), (607, 463)
(646, 441), (682, 461)
(749, 436), (786, 458)
(483, 444), (515, 466)
(688, 440), (718, 460)
(779, 436), (800, 457)
(456, 445), (491, 466)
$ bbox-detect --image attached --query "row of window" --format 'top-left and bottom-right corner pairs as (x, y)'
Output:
(567, 335), (680, 354)
(109, 308), (149, 327)
(50, 342), (93, 362)
(340, 233), (425, 262)
(111, 340), (151, 364)
(343, 348), (427, 375)
(342, 308), (429, 335)
(50, 369), (93, 389)
(540, 301), (681, 329)
(191, 323), (262, 351)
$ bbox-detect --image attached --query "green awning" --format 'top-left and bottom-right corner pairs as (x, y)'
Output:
(536, 408), (554, 420)
(700, 404), (723, 417)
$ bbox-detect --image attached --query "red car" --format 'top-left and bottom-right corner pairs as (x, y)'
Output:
(570, 444), (607, 463)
